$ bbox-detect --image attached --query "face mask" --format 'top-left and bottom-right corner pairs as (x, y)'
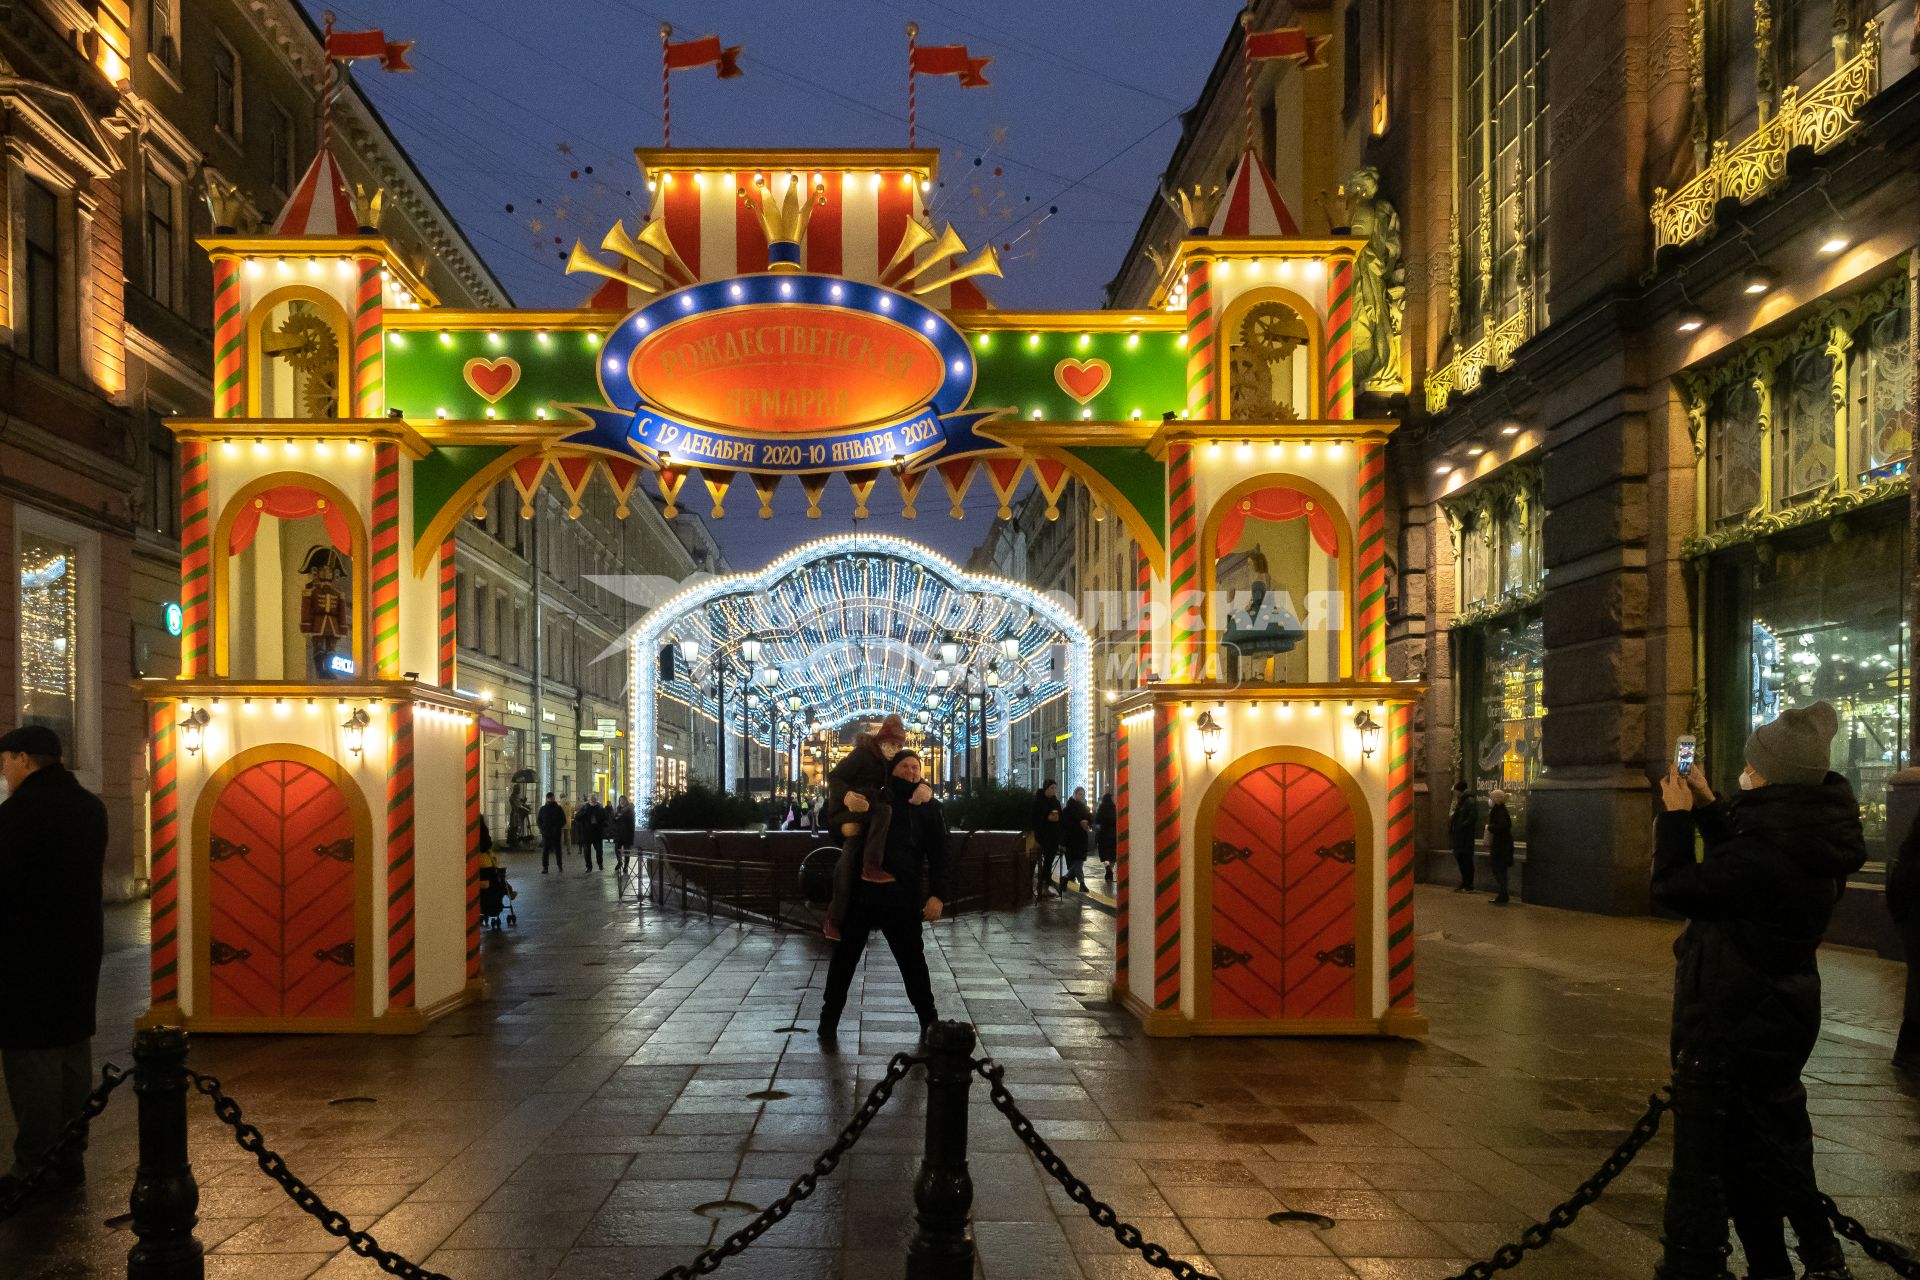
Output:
(1738, 768), (1758, 791)
(879, 741), (900, 760)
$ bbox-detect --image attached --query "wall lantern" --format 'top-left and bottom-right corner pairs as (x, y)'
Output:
(342, 708), (371, 757)
(178, 707), (210, 756)
(1354, 708), (1382, 760)
(1196, 711), (1222, 762)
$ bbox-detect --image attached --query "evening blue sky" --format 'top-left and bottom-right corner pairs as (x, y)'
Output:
(304, 0), (1232, 567)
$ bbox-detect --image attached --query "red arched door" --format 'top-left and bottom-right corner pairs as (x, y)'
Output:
(207, 759), (358, 1021)
(1209, 761), (1356, 1022)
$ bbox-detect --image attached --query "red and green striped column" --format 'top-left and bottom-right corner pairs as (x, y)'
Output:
(1385, 702), (1416, 1012)
(1183, 258), (1217, 420)
(386, 704), (416, 1010)
(351, 255), (384, 418)
(148, 702), (180, 1010)
(1114, 725), (1131, 991)
(212, 256), (244, 419)
(1151, 705), (1182, 1012)
(438, 537), (457, 687)
(1325, 255), (1355, 419)
(1356, 440), (1388, 681)
(180, 442), (211, 676)
(465, 721), (482, 984)
(371, 443), (401, 679)
(1134, 544), (1152, 684)
(1167, 443), (1201, 682)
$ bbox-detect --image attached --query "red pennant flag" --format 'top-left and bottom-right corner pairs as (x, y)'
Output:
(325, 29), (414, 71)
(910, 44), (991, 88)
(1245, 26), (1330, 70)
(666, 34), (744, 78)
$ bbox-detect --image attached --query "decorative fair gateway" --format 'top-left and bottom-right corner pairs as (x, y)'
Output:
(143, 134), (1424, 1040)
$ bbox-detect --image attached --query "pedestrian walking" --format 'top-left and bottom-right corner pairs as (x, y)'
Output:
(0, 726), (107, 1197)
(612, 795), (637, 873)
(1652, 701), (1861, 1280)
(1030, 781), (1061, 897)
(818, 750), (948, 1046)
(1485, 790), (1514, 905)
(1448, 781), (1478, 892)
(1060, 786), (1092, 892)
(586, 795), (606, 870)
(537, 791), (565, 873)
(1096, 791), (1117, 882)
(1890, 815), (1920, 1073)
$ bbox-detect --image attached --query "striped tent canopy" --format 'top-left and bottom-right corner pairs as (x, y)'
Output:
(1209, 149), (1300, 237)
(271, 147), (360, 236)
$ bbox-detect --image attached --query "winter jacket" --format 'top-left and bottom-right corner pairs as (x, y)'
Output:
(1652, 773), (1867, 1078)
(1031, 792), (1062, 851)
(1060, 798), (1092, 856)
(0, 765), (107, 1049)
(1485, 803), (1514, 869)
(1448, 794), (1478, 853)
(537, 801), (566, 837)
(613, 804), (637, 847)
(826, 734), (894, 831)
(1096, 795), (1118, 859)
(1887, 818), (1920, 924)
(879, 775), (951, 903)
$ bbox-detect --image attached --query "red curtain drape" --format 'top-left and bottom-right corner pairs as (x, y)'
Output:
(228, 486), (352, 556)
(1214, 486), (1339, 558)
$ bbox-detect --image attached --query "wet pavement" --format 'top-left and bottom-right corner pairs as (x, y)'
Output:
(4, 855), (1919, 1279)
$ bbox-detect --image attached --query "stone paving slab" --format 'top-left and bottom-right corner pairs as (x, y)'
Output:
(3, 859), (1919, 1277)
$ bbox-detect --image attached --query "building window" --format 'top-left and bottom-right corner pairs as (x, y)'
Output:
(1460, 513), (1492, 609)
(1709, 379), (1764, 526)
(1777, 0), (1837, 90)
(212, 36), (242, 140)
(148, 416), (179, 537)
(1775, 346), (1836, 504)
(144, 168), (178, 310)
(1343, 3), (1363, 116)
(149, 0), (178, 70)
(1456, 0), (1550, 341)
(19, 530), (82, 753)
(1710, 0), (1760, 139)
(1460, 611), (1543, 839)
(21, 177), (61, 370)
(265, 103), (294, 193)
(1850, 305), (1914, 482)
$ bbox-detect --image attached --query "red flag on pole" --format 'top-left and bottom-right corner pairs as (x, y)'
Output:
(1245, 26), (1330, 70)
(909, 43), (991, 88)
(665, 33), (744, 78)
(324, 29), (414, 71)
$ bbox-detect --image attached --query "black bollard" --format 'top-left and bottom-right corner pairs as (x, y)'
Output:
(127, 1026), (204, 1280)
(1653, 1051), (1732, 1280)
(906, 1020), (977, 1280)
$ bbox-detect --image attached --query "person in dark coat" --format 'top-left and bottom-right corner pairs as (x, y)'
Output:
(1887, 817), (1920, 1073)
(612, 796), (637, 872)
(1031, 781), (1061, 897)
(1060, 786), (1092, 892)
(1096, 792), (1118, 882)
(822, 715), (925, 940)
(1447, 781), (1478, 892)
(1485, 790), (1514, 905)
(1652, 701), (1861, 1280)
(0, 726), (107, 1193)
(537, 791), (566, 873)
(818, 750), (949, 1043)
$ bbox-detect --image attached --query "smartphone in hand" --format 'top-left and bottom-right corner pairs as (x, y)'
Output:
(1674, 735), (1697, 777)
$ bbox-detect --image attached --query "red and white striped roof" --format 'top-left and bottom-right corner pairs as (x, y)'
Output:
(1210, 150), (1300, 238)
(584, 167), (991, 310)
(271, 147), (360, 237)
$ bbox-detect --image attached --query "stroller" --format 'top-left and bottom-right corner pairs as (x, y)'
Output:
(479, 858), (517, 929)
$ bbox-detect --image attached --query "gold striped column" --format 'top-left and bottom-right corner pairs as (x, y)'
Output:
(351, 255), (384, 417)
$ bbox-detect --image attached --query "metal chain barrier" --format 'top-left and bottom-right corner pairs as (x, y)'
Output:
(650, 1050), (920, 1280)
(0, 1063), (128, 1224)
(1825, 1193), (1920, 1277)
(1438, 1089), (1671, 1280)
(187, 1069), (451, 1280)
(974, 1056), (1220, 1280)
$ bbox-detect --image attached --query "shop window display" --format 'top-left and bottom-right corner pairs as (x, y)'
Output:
(1850, 305), (1913, 481)
(1464, 613), (1543, 839)
(19, 533), (81, 751)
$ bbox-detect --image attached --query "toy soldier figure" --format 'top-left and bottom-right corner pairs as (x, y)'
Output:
(299, 546), (352, 676)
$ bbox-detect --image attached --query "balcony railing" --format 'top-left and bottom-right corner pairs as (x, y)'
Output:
(1651, 22), (1881, 254)
(1423, 310), (1528, 415)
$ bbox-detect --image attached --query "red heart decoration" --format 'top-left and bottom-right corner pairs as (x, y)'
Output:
(1053, 357), (1111, 406)
(463, 356), (521, 404)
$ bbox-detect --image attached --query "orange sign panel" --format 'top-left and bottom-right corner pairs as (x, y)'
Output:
(630, 304), (943, 434)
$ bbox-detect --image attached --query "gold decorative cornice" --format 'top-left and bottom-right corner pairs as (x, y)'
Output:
(1652, 20), (1880, 252)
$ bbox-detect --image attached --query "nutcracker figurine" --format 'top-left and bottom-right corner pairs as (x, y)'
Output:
(298, 545), (353, 676)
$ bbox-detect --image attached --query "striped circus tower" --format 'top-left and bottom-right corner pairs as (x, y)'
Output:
(1356, 440), (1388, 681)
(370, 443), (402, 678)
(148, 703), (181, 1010)
(1166, 444), (1201, 682)
(179, 442), (212, 677)
(386, 704), (417, 1010)
(1151, 705), (1182, 1012)
(1385, 702), (1417, 1011)
(1325, 255), (1356, 419)
(1183, 258), (1216, 420)
(351, 255), (384, 417)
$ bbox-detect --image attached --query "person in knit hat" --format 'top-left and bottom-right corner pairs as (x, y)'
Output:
(821, 713), (931, 941)
(1650, 701), (1862, 1280)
